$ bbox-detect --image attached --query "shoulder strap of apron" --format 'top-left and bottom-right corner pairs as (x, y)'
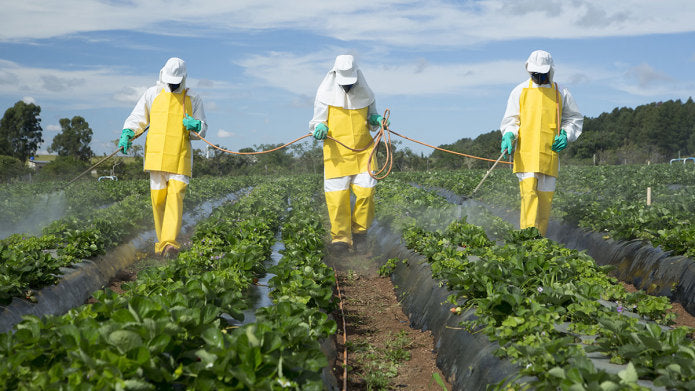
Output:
(555, 82), (560, 136)
(182, 88), (189, 117)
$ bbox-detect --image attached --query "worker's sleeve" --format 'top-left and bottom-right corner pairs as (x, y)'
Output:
(309, 99), (328, 132)
(560, 87), (583, 142)
(189, 93), (207, 140)
(123, 88), (154, 136)
(500, 84), (523, 138)
(367, 101), (379, 131)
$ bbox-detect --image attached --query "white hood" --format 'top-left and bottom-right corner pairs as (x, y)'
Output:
(525, 50), (555, 84)
(315, 55), (374, 109)
(157, 57), (187, 91)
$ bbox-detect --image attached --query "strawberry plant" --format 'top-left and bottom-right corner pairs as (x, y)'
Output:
(0, 177), (252, 304)
(375, 178), (695, 390)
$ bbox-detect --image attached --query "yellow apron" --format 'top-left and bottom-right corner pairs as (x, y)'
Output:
(323, 106), (376, 179)
(513, 81), (562, 177)
(144, 88), (193, 176)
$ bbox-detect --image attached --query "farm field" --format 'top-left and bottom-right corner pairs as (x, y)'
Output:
(401, 163), (695, 258)
(374, 175), (695, 390)
(1, 163), (695, 389)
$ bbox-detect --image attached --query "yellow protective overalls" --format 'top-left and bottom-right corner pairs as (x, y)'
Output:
(144, 88), (193, 254)
(514, 81), (562, 236)
(323, 106), (377, 245)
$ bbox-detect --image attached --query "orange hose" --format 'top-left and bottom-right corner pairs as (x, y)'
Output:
(189, 131), (314, 155)
(188, 108), (512, 181)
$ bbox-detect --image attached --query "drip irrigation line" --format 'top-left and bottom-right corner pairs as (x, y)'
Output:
(334, 269), (348, 391)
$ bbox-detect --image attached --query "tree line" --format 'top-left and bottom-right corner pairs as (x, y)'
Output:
(428, 98), (695, 168)
(564, 98), (695, 164)
(0, 101), (94, 181)
(1, 97), (694, 182)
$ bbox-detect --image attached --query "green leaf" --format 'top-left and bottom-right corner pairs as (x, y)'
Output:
(548, 366), (566, 379)
(147, 334), (171, 354)
(123, 378), (155, 390)
(131, 346), (151, 365)
(665, 363), (681, 374)
(195, 349), (218, 368)
(599, 381), (619, 391)
(111, 308), (138, 324)
(618, 362), (638, 383)
(108, 330), (143, 354)
(431, 373), (448, 390)
(245, 326), (260, 347)
(201, 327), (224, 350)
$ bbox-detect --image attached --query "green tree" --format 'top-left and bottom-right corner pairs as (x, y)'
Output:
(36, 156), (88, 181)
(429, 130), (504, 170)
(0, 100), (43, 162)
(252, 143), (293, 175)
(48, 116), (94, 161)
(289, 139), (323, 175)
(0, 155), (29, 182)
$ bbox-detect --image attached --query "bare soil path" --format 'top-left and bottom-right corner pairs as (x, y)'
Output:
(326, 244), (452, 391)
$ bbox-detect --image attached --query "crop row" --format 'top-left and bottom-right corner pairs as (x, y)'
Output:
(0, 180), (149, 228)
(0, 179), (279, 389)
(255, 176), (337, 389)
(0, 176), (254, 305)
(0, 175), (337, 389)
(399, 164), (695, 258)
(375, 178), (695, 390)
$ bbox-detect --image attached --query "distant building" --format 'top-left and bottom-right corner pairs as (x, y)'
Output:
(26, 156), (50, 170)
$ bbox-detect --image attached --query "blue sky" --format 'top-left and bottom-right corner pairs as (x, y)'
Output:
(1, 0), (695, 158)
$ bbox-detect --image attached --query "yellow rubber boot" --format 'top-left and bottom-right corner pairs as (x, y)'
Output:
(536, 190), (555, 236)
(350, 184), (375, 235)
(519, 177), (539, 231)
(150, 188), (167, 247)
(154, 179), (187, 254)
(325, 189), (352, 245)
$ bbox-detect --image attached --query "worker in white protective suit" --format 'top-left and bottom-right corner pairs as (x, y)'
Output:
(309, 54), (389, 253)
(500, 50), (583, 236)
(119, 57), (207, 257)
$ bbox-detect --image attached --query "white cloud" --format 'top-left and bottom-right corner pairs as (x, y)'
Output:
(197, 79), (214, 88)
(0, 59), (232, 110)
(237, 51), (526, 96)
(22, 96), (35, 104)
(45, 124), (61, 132)
(112, 86), (149, 105)
(613, 64), (693, 97)
(0, 59), (151, 109)
(366, 60), (524, 95)
(217, 129), (236, 138)
(1, 1), (694, 46)
(625, 63), (673, 88)
(205, 101), (219, 111)
(236, 51), (330, 96)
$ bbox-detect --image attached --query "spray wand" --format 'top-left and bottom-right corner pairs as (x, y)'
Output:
(469, 151), (507, 197)
(60, 128), (147, 191)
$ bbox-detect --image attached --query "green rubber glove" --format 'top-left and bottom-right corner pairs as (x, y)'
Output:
(313, 123), (328, 140)
(119, 128), (135, 154)
(552, 129), (568, 152)
(183, 114), (202, 132)
(500, 132), (515, 156)
(368, 114), (390, 127)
